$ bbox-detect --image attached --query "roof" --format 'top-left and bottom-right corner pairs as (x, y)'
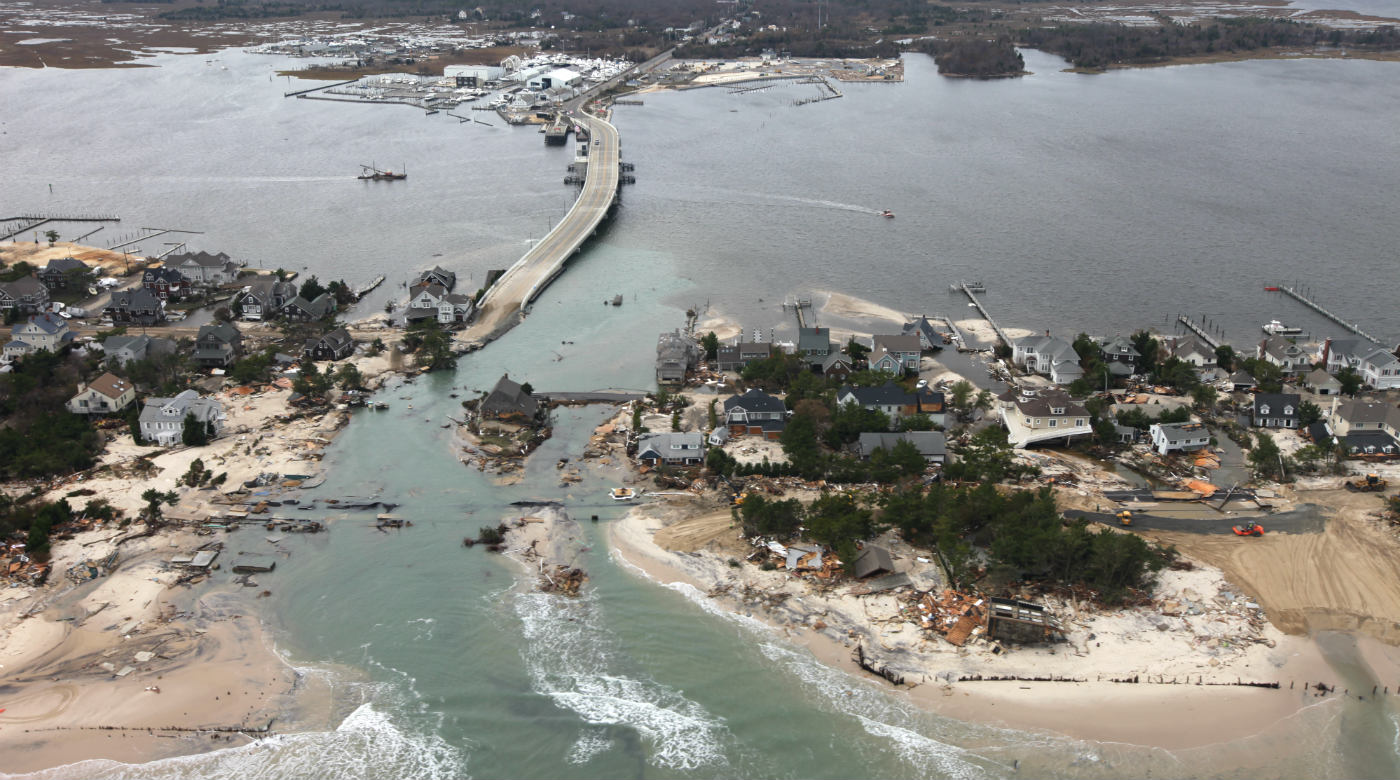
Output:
(723, 388), (784, 414)
(1360, 348), (1400, 369)
(1172, 337), (1212, 358)
(1151, 421), (1206, 442)
(86, 372), (133, 400)
(0, 276), (46, 297)
(872, 334), (921, 355)
(171, 250), (232, 268)
(287, 293), (335, 318)
(840, 382), (912, 407)
(903, 316), (942, 341)
(139, 389), (223, 425)
(109, 287), (162, 310)
(1012, 390), (1088, 418)
(1306, 421), (1332, 444)
(852, 545), (895, 579)
(1101, 335), (1140, 357)
(820, 352), (852, 372)
(318, 327), (354, 350)
(636, 432), (704, 459)
(1261, 336), (1307, 362)
(481, 374), (538, 417)
(417, 266), (457, 288)
(1305, 368), (1340, 387)
(15, 312), (68, 336)
(797, 327), (831, 354)
(143, 267), (185, 283)
(42, 256), (87, 274)
(197, 321), (240, 345)
(1343, 431), (1399, 453)
(1253, 392), (1301, 417)
(1335, 399), (1391, 425)
(1229, 370), (1256, 385)
(858, 431), (947, 458)
(102, 334), (149, 353)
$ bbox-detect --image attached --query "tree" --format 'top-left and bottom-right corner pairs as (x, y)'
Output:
(1215, 345), (1236, 372)
(701, 331), (719, 361)
(631, 403), (643, 433)
(844, 337), (870, 364)
(897, 413), (934, 432)
(1242, 358), (1284, 394)
(1190, 384), (1218, 410)
(127, 404), (145, 445)
(1297, 400), (1322, 427)
(780, 411), (823, 479)
(948, 380), (974, 418)
(1130, 331), (1160, 377)
(140, 488), (179, 525)
(294, 362), (331, 398)
(805, 493), (879, 567)
(1248, 432), (1285, 481)
(671, 409), (681, 431)
(405, 321), (455, 371)
(44, 229), (59, 246)
(739, 495), (804, 540)
(1336, 367), (1363, 396)
(181, 412), (209, 446)
(336, 362), (364, 390)
(824, 401), (889, 449)
(520, 382), (534, 395)
(708, 399), (718, 430)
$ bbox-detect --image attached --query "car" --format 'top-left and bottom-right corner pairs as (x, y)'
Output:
(916, 379), (929, 389)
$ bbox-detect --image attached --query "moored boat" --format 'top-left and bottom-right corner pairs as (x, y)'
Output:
(609, 487), (636, 501)
(1262, 319), (1303, 336)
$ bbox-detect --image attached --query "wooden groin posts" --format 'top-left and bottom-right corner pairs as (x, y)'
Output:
(1176, 315), (1223, 350)
(958, 282), (1010, 348)
(1278, 285), (1382, 345)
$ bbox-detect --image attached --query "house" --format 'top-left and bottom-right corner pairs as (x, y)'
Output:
(857, 431), (946, 464)
(724, 389), (786, 439)
(1257, 336), (1310, 374)
(1114, 424), (1140, 444)
(998, 388), (1092, 449)
(903, 316), (948, 351)
(0, 276), (50, 314)
(1171, 337), (1216, 368)
(283, 293), (336, 322)
(838, 383), (914, 424)
(1149, 422), (1210, 455)
(818, 352), (854, 381)
(1318, 338), (1366, 374)
(656, 330), (701, 385)
(914, 388), (946, 425)
(852, 545), (895, 579)
(1100, 335), (1140, 372)
(304, 328), (356, 362)
(1228, 370), (1256, 393)
(192, 322), (243, 368)
(416, 266), (456, 291)
(435, 293), (475, 325)
(636, 432), (705, 466)
(405, 282), (452, 324)
(869, 334), (921, 375)
(1304, 368), (1342, 396)
(707, 427), (730, 447)
(480, 374), (539, 422)
(169, 251), (242, 287)
(1356, 348), (1400, 391)
(101, 334), (174, 367)
(5, 313), (73, 359)
(66, 372), (136, 416)
(142, 267), (190, 300)
(1012, 333), (1084, 385)
(37, 257), (89, 290)
(797, 327), (832, 368)
(237, 278), (296, 321)
(1252, 392), (1300, 428)
(715, 342), (773, 372)
(106, 287), (166, 326)
(138, 389), (226, 446)
(1329, 399), (1400, 440)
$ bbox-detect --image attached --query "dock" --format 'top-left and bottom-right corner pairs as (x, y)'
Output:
(956, 282), (1010, 347)
(354, 275), (385, 300)
(1, 213), (120, 242)
(1176, 315), (1222, 350)
(1276, 285), (1382, 345)
(283, 78), (358, 97)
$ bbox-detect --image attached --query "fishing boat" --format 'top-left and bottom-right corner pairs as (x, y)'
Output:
(358, 164), (407, 181)
(1262, 319), (1303, 336)
(609, 487), (637, 501)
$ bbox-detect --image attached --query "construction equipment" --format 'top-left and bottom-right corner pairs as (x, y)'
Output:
(1345, 474), (1388, 493)
(1232, 521), (1264, 537)
(1116, 510), (1133, 527)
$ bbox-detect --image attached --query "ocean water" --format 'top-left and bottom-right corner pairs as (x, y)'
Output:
(4, 46), (1400, 779)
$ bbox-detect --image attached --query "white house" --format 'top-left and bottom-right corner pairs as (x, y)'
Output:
(1357, 348), (1400, 391)
(1012, 334), (1083, 385)
(67, 372), (136, 416)
(138, 390), (226, 446)
(998, 388), (1091, 449)
(5, 313), (73, 360)
(1149, 422), (1210, 455)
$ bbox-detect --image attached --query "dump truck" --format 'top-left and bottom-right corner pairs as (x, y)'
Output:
(1346, 474), (1388, 493)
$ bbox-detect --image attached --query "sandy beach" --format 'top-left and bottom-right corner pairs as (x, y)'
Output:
(605, 492), (1396, 750)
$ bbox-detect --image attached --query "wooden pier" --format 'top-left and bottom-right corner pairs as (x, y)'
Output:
(283, 78), (358, 98)
(1277, 285), (1382, 345)
(956, 282), (1010, 347)
(1176, 315), (1222, 350)
(1, 213), (120, 241)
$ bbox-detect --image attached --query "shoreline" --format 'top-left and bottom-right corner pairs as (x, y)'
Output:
(605, 501), (1379, 751)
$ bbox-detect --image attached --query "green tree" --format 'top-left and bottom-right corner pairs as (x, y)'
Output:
(1297, 400), (1322, 427)
(948, 380), (974, 419)
(824, 401), (889, 449)
(299, 274), (328, 302)
(139, 488), (179, 525)
(1214, 345), (1236, 371)
(127, 404), (145, 445)
(707, 399), (718, 430)
(739, 495), (804, 540)
(805, 493), (879, 567)
(896, 413), (934, 432)
(1336, 367), (1363, 396)
(844, 337), (870, 364)
(336, 362), (364, 390)
(1130, 331), (1160, 377)
(1190, 383), (1218, 410)
(44, 229), (59, 246)
(671, 409), (681, 431)
(701, 331), (719, 361)
(181, 412), (209, 446)
(1248, 432), (1285, 481)
(780, 411), (823, 479)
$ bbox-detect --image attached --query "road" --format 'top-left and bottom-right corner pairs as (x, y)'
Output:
(1065, 508), (1326, 535)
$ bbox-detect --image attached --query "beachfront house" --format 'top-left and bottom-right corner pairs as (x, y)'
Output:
(869, 334), (921, 375)
(0, 276), (50, 315)
(138, 389), (226, 446)
(857, 431), (946, 464)
(106, 287), (166, 326)
(66, 372), (136, 416)
(1251, 392), (1300, 429)
(480, 374), (539, 423)
(656, 330), (702, 385)
(724, 388), (786, 439)
(1171, 337), (1217, 368)
(37, 257), (90, 290)
(283, 293), (336, 322)
(797, 327), (833, 369)
(1257, 336), (1310, 374)
(170, 251), (243, 287)
(304, 328), (356, 362)
(192, 322), (243, 368)
(635, 432), (705, 467)
(1012, 333), (1084, 385)
(1329, 398), (1400, 456)
(142, 267), (191, 301)
(903, 316), (948, 351)
(819, 352), (854, 381)
(237, 278), (296, 321)
(1099, 335), (1140, 372)
(998, 387), (1091, 449)
(1356, 348), (1400, 391)
(1149, 421), (1210, 455)
(100, 334), (174, 367)
(4, 313), (73, 360)
(416, 266), (457, 291)
(715, 341), (773, 372)
(838, 383), (914, 424)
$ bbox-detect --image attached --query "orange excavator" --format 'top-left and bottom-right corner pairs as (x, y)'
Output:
(1232, 521), (1264, 537)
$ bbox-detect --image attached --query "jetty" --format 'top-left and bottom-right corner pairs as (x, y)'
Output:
(956, 281), (1010, 347)
(1276, 285), (1382, 345)
(1176, 315), (1222, 350)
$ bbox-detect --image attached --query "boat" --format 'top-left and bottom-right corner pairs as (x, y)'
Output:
(358, 164), (407, 181)
(609, 487), (636, 501)
(611, 294), (623, 307)
(880, 210), (894, 218)
(1262, 319), (1303, 336)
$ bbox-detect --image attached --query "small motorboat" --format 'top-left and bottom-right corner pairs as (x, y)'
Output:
(609, 487), (637, 501)
(1261, 319), (1303, 336)
(880, 210), (895, 218)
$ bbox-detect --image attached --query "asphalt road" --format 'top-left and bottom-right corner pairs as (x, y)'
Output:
(1066, 507), (1326, 535)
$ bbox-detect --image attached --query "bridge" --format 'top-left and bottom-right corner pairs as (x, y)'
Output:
(456, 50), (673, 348)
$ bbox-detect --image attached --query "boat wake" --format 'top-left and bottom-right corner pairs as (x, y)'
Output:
(656, 185), (886, 215)
(513, 591), (731, 771)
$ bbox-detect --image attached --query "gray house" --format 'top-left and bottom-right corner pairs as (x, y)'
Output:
(283, 293), (336, 322)
(105, 287), (166, 325)
(1252, 392), (1300, 429)
(192, 322), (243, 368)
(857, 431), (946, 464)
(304, 328), (356, 362)
(170, 250), (242, 287)
(715, 342), (773, 372)
(636, 432), (705, 466)
(724, 389), (786, 439)
(481, 374), (539, 422)
(138, 390), (226, 446)
(797, 327), (833, 368)
(656, 330), (701, 385)
(101, 334), (175, 367)
(238, 278), (297, 321)
(0, 276), (50, 314)
(38, 257), (89, 290)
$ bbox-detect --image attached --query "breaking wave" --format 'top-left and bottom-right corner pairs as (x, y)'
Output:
(4, 704), (467, 780)
(513, 591), (730, 772)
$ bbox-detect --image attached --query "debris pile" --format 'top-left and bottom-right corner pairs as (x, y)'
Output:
(906, 589), (987, 646)
(539, 565), (586, 596)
